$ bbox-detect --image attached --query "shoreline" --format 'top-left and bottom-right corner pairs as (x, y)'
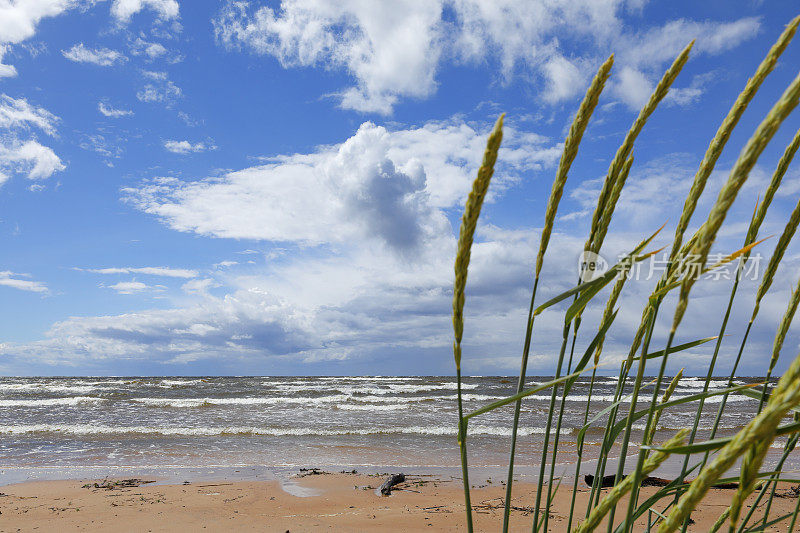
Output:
(1, 469), (798, 532)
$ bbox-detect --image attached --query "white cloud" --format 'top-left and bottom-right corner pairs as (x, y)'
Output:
(137, 70), (182, 105)
(111, 0), (179, 24)
(0, 45), (17, 77)
(0, 94), (63, 184)
(125, 119), (559, 248)
(214, 0), (443, 114)
(81, 266), (199, 278)
(542, 55), (586, 104)
(0, 94), (58, 134)
(213, 1), (760, 112)
(0, 271), (48, 293)
(4, 133), (795, 375)
(98, 102), (133, 118)
(615, 17), (761, 70)
(182, 277), (216, 295)
(0, 0), (86, 75)
(130, 37), (167, 58)
(610, 17), (761, 109)
(612, 66), (653, 110)
(107, 281), (163, 294)
(0, 140), (65, 183)
(163, 140), (214, 154)
(62, 43), (126, 66)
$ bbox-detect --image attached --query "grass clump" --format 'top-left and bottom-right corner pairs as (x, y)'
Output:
(452, 14), (800, 533)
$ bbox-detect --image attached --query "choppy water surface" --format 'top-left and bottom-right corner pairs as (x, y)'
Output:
(0, 375), (791, 480)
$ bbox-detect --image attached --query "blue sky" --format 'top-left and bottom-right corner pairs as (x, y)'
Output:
(0, 0), (799, 376)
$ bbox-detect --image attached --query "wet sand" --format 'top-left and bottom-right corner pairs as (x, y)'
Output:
(1, 470), (798, 531)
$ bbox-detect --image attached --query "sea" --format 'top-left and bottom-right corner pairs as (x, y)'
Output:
(1, 375), (796, 485)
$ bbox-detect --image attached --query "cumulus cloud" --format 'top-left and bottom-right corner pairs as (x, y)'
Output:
(214, 0), (444, 114)
(0, 95), (63, 184)
(5, 127), (797, 376)
(0, 140), (65, 183)
(0, 117), (556, 367)
(0, 0), (82, 75)
(213, 1), (759, 113)
(98, 102), (133, 118)
(163, 140), (214, 154)
(0, 271), (48, 293)
(111, 0), (179, 24)
(125, 119), (559, 249)
(61, 43), (126, 66)
(80, 266), (199, 278)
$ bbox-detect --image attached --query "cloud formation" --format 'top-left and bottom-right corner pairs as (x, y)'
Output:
(0, 95), (64, 185)
(106, 281), (164, 294)
(214, 0), (760, 113)
(80, 266), (199, 278)
(111, 0), (179, 24)
(98, 102), (133, 117)
(137, 70), (182, 105)
(163, 140), (214, 154)
(62, 43), (126, 66)
(0, 271), (48, 293)
(125, 119), (559, 248)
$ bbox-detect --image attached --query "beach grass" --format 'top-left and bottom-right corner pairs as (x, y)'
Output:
(452, 14), (800, 533)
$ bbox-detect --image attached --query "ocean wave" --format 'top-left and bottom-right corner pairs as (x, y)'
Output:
(0, 383), (99, 394)
(0, 423), (559, 437)
(270, 383), (478, 394)
(133, 393), (502, 408)
(157, 379), (208, 388)
(335, 404), (407, 411)
(0, 396), (106, 407)
(519, 393), (750, 403)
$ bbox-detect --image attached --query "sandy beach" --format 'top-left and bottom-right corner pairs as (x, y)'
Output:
(1, 470), (798, 532)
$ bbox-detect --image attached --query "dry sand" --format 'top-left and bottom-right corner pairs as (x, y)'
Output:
(1, 471), (798, 532)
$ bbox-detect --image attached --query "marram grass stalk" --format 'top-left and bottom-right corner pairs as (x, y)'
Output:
(536, 54), (614, 278)
(589, 41), (693, 254)
(448, 15), (800, 533)
(645, 369), (683, 446)
(504, 56), (612, 532)
(674, 70), (800, 333)
(574, 429), (689, 533)
(452, 114), (503, 533)
(753, 195), (800, 313)
(669, 15), (800, 261)
(746, 127), (800, 247)
(658, 345), (800, 532)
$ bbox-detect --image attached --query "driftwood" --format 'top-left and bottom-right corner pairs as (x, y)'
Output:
(584, 474), (715, 489)
(379, 473), (405, 495)
(297, 468), (328, 478)
(585, 474), (623, 488)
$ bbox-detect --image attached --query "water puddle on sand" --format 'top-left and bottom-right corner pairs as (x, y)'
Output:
(279, 480), (323, 497)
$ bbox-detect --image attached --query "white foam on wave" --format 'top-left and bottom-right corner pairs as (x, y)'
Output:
(335, 404), (407, 411)
(0, 383), (98, 394)
(157, 379), (207, 388)
(0, 396), (106, 407)
(270, 382), (478, 394)
(521, 393), (750, 403)
(134, 393), (501, 408)
(0, 423), (559, 437)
